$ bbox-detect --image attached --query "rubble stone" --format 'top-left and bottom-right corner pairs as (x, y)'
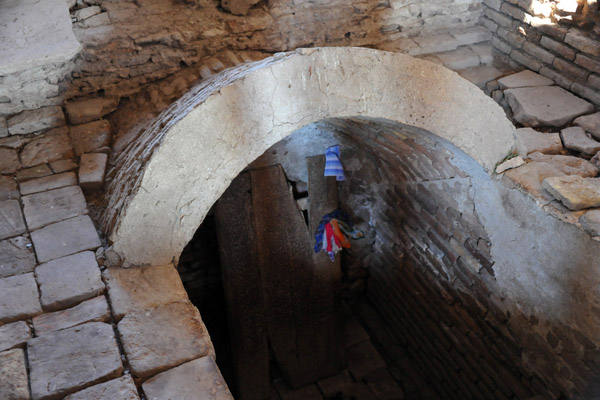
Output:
(70, 120), (111, 156)
(0, 236), (36, 278)
(64, 376), (140, 400)
(0, 321), (31, 352)
(496, 156), (525, 173)
(0, 148), (21, 174)
(22, 185), (88, 230)
(33, 295), (110, 335)
(0, 175), (19, 201)
(542, 175), (600, 210)
(573, 112), (600, 140)
(515, 128), (562, 155)
(20, 127), (74, 168)
(221, 0), (261, 15)
(65, 97), (119, 125)
(0, 348), (30, 400)
(50, 159), (78, 173)
(560, 126), (600, 155)
(79, 153), (108, 191)
(580, 210), (600, 236)
(0, 199), (26, 240)
(20, 172), (78, 195)
(7, 106), (66, 135)
(16, 164), (52, 182)
(0, 273), (42, 323)
(498, 70), (554, 89)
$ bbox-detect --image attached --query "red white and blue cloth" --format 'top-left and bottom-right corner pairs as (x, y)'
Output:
(324, 145), (345, 181)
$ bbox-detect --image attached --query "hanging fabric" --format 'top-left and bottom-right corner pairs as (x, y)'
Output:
(324, 145), (345, 181)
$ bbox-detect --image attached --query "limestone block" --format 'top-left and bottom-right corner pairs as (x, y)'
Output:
(409, 33), (459, 56)
(64, 376), (140, 400)
(0, 175), (19, 201)
(0, 321), (31, 352)
(542, 175), (600, 210)
(30, 215), (101, 263)
(70, 120), (111, 156)
(0, 273), (42, 323)
(20, 127), (74, 168)
(498, 70), (554, 89)
(504, 86), (595, 127)
(449, 26), (492, 46)
(580, 210), (600, 236)
(346, 340), (387, 380)
(437, 47), (481, 70)
(28, 322), (123, 400)
(0, 134), (24, 149)
(0, 199), (26, 240)
(33, 295), (110, 335)
(470, 42), (494, 64)
(103, 264), (188, 320)
(0, 117), (7, 137)
(118, 302), (213, 379)
(143, 356), (233, 400)
(457, 65), (505, 89)
(20, 172), (78, 195)
(0, 236), (36, 278)
(65, 97), (119, 125)
(50, 159), (78, 173)
(515, 127), (563, 155)
(22, 185), (88, 230)
(7, 106), (66, 135)
(35, 251), (104, 312)
(16, 164), (52, 182)
(0, 348), (30, 400)
(79, 153), (107, 191)
(560, 126), (600, 155)
(574, 112), (600, 140)
(0, 148), (21, 174)
(565, 29), (600, 57)
(221, 0), (260, 15)
(528, 152), (599, 176)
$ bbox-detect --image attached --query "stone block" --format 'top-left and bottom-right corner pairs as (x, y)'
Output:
(118, 302), (213, 379)
(20, 127), (74, 168)
(70, 120), (111, 156)
(0, 117), (7, 137)
(484, 8), (513, 28)
(553, 58), (590, 81)
(73, 6), (101, 21)
(457, 65), (505, 88)
(560, 126), (600, 155)
(571, 82), (600, 105)
(522, 42), (555, 65)
(0, 348), (30, 400)
(539, 66), (574, 89)
(504, 86), (594, 127)
(20, 172), (77, 195)
(510, 49), (542, 71)
(103, 264), (188, 320)
(7, 106), (66, 135)
(498, 70), (553, 89)
(346, 340), (387, 380)
(580, 210), (600, 236)
(449, 26), (492, 46)
(79, 153), (107, 191)
(16, 164), (52, 182)
(515, 127), (562, 156)
(142, 356), (233, 400)
(437, 47), (481, 70)
(542, 175), (600, 210)
(33, 295), (110, 335)
(22, 185), (87, 230)
(0, 321), (31, 352)
(65, 97), (119, 125)
(575, 54), (600, 74)
(30, 215), (101, 263)
(0, 273), (42, 323)
(565, 29), (600, 57)
(64, 376), (140, 400)
(0, 175), (19, 201)
(528, 152), (599, 177)
(28, 322), (123, 400)
(540, 36), (575, 60)
(36, 251), (104, 312)
(0, 236), (36, 278)
(0, 147), (21, 174)
(0, 199), (26, 240)
(470, 42), (494, 64)
(225, 9), (273, 33)
(574, 112), (600, 140)
(409, 33), (459, 56)
(492, 36), (513, 54)
(50, 159), (78, 173)
(495, 155), (525, 173)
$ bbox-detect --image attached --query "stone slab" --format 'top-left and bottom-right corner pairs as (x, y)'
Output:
(561, 126), (600, 155)
(50, 159), (78, 173)
(16, 164), (52, 182)
(346, 340), (387, 380)
(542, 175), (600, 210)
(457, 65), (505, 89)
(515, 127), (563, 155)
(498, 70), (554, 89)
(70, 120), (111, 156)
(30, 215), (101, 263)
(33, 295), (110, 335)
(22, 185), (87, 230)
(36, 251), (104, 312)
(64, 376), (139, 400)
(0, 236), (36, 278)
(0, 0), (81, 75)
(0, 348), (30, 400)
(65, 97), (119, 125)
(0, 148), (21, 174)
(103, 264), (188, 320)
(79, 153), (108, 191)
(118, 302), (213, 379)
(28, 322), (123, 400)
(581, 210), (600, 236)
(528, 152), (599, 176)
(7, 106), (66, 135)
(450, 26), (492, 46)
(0, 200), (26, 240)
(0, 135), (25, 149)
(0, 321), (31, 352)
(20, 127), (74, 168)
(0, 175), (19, 201)
(436, 47), (481, 70)
(409, 33), (458, 56)
(20, 172), (78, 195)
(0, 273), (42, 323)
(574, 112), (600, 140)
(142, 356), (233, 400)
(505, 86), (595, 127)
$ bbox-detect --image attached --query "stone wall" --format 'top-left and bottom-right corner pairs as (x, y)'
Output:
(482, 0), (600, 105)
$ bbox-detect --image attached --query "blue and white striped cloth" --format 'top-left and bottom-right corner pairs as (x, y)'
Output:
(324, 145), (345, 181)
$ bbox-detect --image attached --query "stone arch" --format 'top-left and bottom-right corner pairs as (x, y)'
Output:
(103, 47), (516, 267)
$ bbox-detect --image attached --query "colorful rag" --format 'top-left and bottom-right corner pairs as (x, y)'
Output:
(314, 209), (364, 262)
(324, 145), (345, 181)
(313, 209), (351, 253)
(330, 219), (351, 248)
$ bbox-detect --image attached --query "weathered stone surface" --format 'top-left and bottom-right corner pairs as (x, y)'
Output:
(317, 369), (353, 398)
(73, 6), (102, 22)
(65, 97), (119, 125)
(410, 33), (459, 56)
(496, 156), (525, 173)
(0, 200), (26, 240)
(498, 70), (554, 89)
(50, 159), (78, 173)
(0, 236), (36, 278)
(505, 86), (594, 127)
(79, 153), (107, 191)
(436, 47), (481, 70)
(565, 29), (600, 57)
(20, 127), (74, 168)
(0, 148), (21, 174)
(574, 112), (600, 140)
(70, 120), (111, 156)
(142, 356), (233, 400)
(0, 117), (7, 137)
(0, 321), (31, 352)
(22, 185), (87, 230)
(346, 340), (387, 380)
(450, 26), (492, 46)
(103, 264), (188, 320)
(528, 152), (599, 176)
(33, 295), (110, 335)
(64, 376), (139, 400)
(515, 127), (563, 155)
(36, 251), (104, 312)
(560, 126), (600, 155)
(0, 175), (19, 201)
(0, 348), (30, 400)
(30, 215), (101, 263)
(221, 0), (260, 15)
(581, 210), (600, 236)
(16, 164), (52, 182)
(0, 273), (41, 323)
(542, 175), (600, 210)
(118, 302), (213, 379)
(28, 322), (123, 400)
(20, 172), (78, 195)
(226, 9), (273, 33)
(7, 106), (66, 135)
